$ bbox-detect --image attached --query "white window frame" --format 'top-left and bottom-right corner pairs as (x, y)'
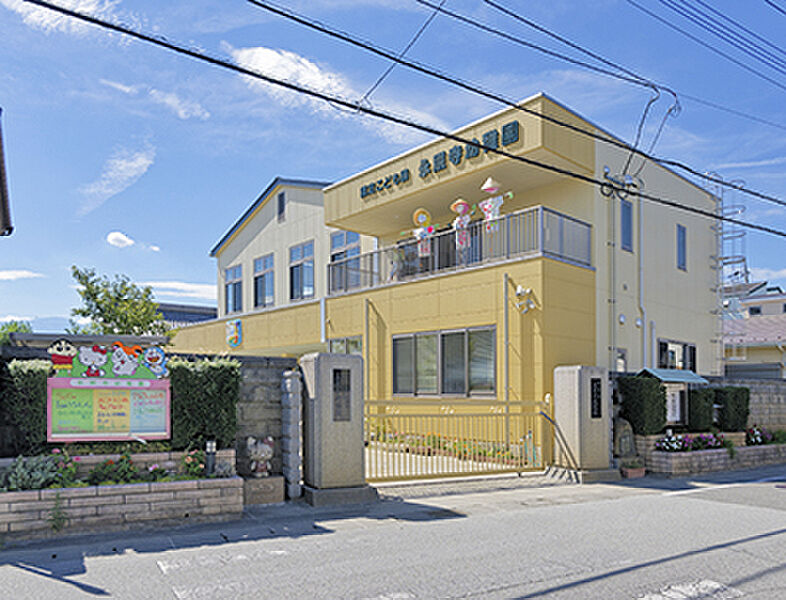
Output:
(253, 253), (274, 309)
(289, 240), (315, 301)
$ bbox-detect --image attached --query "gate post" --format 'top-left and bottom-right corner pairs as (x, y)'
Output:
(300, 353), (378, 506)
(281, 369), (303, 499)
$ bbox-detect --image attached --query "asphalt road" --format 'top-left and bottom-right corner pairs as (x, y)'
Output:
(1, 465), (785, 600)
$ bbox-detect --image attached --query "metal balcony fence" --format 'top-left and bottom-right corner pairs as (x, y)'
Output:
(328, 205), (592, 295)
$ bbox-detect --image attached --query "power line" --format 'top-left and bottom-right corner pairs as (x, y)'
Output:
(416, 0), (786, 135)
(656, 0), (786, 76)
(18, 0), (786, 240)
(625, 0), (786, 94)
(764, 0), (786, 18)
(358, 0), (446, 106)
(245, 0), (786, 210)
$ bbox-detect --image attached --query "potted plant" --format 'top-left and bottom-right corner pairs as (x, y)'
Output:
(620, 456), (646, 479)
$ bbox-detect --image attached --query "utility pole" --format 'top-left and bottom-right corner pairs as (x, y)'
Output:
(0, 107), (13, 236)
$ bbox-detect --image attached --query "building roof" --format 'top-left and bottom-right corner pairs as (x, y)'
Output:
(636, 368), (709, 384)
(724, 314), (786, 346)
(210, 177), (330, 257)
(722, 281), (767, 299)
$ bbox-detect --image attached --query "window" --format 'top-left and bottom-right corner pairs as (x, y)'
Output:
(393, 327), (496, 395)
(615, 348), (627, 373)
(749, 306), (762, 316)
(782, 303), (786, 313)
(277, 192), (286, 223)
(677, 224), (686, 270)
(289, 240), (314, 300)
(253, 253), (274, 308)
(329, 336), (362, 355)
(224, 265), (242, 314)
(330, 231), (361, 291)
(621, 199), (633, 252)
(658, 339), (696, 371)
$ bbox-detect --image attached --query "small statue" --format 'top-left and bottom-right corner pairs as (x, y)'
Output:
(247, 435), (274, 477)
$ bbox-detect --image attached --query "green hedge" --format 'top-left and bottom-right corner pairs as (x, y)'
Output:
(1, 357), (241, 455)
(688, 388), (714, 432)
(3, 360), (51, 454)
(169, 357), (240, 450)
(715, 386), (749, 432)
(617, 376), (666, 435)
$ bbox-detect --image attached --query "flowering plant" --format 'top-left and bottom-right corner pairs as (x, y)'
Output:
(654, 432), (725, 452)
(145, 463), (168, 481)
(51, 447), (79, 486)
(181, 449), (206, 477)
(746, 425), (773, 446)
(87, 452), (138, 485)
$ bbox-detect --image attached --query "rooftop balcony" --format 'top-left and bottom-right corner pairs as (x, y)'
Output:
(327, 205), (592, 296)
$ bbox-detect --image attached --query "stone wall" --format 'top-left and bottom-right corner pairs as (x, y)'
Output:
(706, 377), (786, 430)
(0, 477), (243, 541)
(234, 356), (299, 477)
(647, 444), (786, 476)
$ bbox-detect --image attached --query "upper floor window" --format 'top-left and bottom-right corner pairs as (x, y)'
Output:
(749, 306), (762, 316)
(225, 264), (242, 314)
(658, 339), (696, 371)
(254, 253), (274, 308)
(330, 231), (361, 291)
(677, 224), (687, 270)
(329, 336), (362, 355)
(277, 192), (286, 223)
(621, 199), (633, 252)
(290, 240), (314, 300)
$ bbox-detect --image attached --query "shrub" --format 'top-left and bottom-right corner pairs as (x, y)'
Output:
(1, 454), (60, 490)
(688, 388), (714, 432)
(3, 360), (50, 455)
(715, 387), (750, 432)
(87, 452), (139, 485)
(773, 430), (786, 444)
(169, 358), (240, 450)
(181, 449), (206, 478)
(617, 376), (666, 435)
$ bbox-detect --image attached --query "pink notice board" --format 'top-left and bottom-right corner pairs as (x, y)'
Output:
(47, 377), (171, 442)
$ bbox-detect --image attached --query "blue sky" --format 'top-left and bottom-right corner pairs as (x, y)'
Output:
(2, 0), (786, 331)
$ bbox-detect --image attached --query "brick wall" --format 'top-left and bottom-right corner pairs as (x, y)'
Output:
(706, 377), (786, 430)
(647, 444), (786, 476)
(0, 477), (243, 541)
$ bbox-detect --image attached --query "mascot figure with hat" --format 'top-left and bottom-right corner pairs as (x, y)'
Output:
(478, 177), (513, 233)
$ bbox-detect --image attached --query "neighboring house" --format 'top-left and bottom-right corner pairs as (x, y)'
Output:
(724, 283), (786, 378)
(156, 303), (217, 329)
(209, 177), (376, 329)
(172, 93), (720, 403)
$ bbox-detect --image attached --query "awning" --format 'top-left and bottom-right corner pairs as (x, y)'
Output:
(636, 368), (709, 385)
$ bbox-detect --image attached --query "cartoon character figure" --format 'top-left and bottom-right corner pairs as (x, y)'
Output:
(226, 319), (242, 348)
(450, 198), (473, 255)
(47, 338), (78, 375)
(143, 346), (168, 378)
(412, 208), (435, 258)
(78, 345), (108, 378)
(111, 341), (142, 377)
(247, 435), (275, 477)
(478, 177), (513, 233)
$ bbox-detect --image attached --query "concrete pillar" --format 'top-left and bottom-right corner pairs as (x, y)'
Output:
(280, 369), (303, 499)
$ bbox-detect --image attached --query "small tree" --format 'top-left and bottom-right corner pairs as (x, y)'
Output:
(68, 266), (172, 339)
(0, 320), (32, 346)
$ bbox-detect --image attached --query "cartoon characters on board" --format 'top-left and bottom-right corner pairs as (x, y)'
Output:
(47, 337), (168, 379)
(226, 319), (242, 348)
(78, 345), (108, 378)
(143, 346), (169, 378)
(47, 338), (78, 375)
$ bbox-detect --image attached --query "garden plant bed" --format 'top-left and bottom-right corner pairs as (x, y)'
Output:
(634, 432), (745, 466)
(648, 443), (786, 476)
(0, 476), (243, 542)
(67, 449), (236, 479)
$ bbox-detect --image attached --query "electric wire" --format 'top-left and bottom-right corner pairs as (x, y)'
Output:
(656, 0), (786, 76)
(245, 0), (786, 210)
(625, 0), (786, 93)
(764, 0), (786, 18)
(358, 0), (447, 107)
(19, 0), (786, 240)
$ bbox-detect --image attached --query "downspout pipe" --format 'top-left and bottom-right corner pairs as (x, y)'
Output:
(637, 186), (647, 370)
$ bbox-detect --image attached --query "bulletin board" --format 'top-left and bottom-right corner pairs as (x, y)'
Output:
(47, 377), (170, 442)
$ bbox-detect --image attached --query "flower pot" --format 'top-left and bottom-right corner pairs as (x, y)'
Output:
(621, 466), (646, 479)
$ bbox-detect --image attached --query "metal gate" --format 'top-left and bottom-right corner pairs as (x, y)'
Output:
(364, 399), (553, 482)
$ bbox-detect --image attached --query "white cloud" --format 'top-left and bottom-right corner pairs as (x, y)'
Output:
(106, 230), (135, 248)
(750, 267), (786, 282)
(0, 269), (45, 281)
(148, 89), (210, 120)
(1, 0), (120, 36)
(224, 43), (448, 144)
(149, 245), (160, 252)
(78, 144), (155, 215)
(141, 281), (216, 301)
(714, 157), (786, 170)
(99, 78), (138, 95)
(0, 314), (32, 323)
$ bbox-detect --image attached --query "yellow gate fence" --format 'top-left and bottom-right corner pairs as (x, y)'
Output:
(364, 399), (552, 482)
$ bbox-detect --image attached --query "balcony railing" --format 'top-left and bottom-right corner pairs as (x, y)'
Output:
(328, 205), (591, 295)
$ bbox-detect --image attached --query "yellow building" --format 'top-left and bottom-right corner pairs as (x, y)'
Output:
(173, 94), (720, 478)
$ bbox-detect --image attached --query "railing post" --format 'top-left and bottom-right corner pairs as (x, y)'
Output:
(506, 213), (511, 258)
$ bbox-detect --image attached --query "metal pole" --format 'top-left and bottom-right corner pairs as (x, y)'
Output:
(504, 273), (510, 449)
(0, 107), (13, 237)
